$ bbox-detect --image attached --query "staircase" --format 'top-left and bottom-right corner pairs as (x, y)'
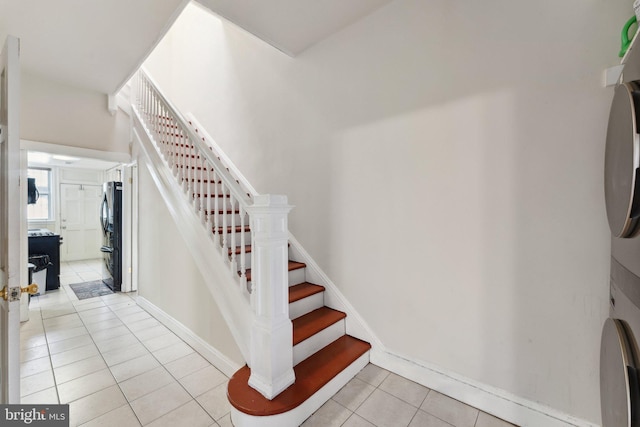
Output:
(131, 70), (371, 426)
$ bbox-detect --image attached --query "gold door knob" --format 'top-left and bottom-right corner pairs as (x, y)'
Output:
(1, 283), (38, 301)
(22, 283), (39, 295)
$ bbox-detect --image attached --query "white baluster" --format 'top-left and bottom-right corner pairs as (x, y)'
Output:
(230, 197), (237, 267)
(240, 206), (246, 280)
(222, 183), (228, 250)
(213, 171), (220, 240)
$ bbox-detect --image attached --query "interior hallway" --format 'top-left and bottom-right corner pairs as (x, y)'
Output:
(18, 260), (515, 427)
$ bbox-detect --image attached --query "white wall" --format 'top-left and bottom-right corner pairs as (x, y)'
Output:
(21, 72), (130, 154)
(144, 0), (629, 423)
(135, 155), (244, 366)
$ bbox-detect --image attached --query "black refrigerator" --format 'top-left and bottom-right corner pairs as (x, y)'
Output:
(100, 181), (123, 291)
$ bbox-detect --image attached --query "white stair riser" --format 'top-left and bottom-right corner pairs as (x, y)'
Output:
(289, 292), (324, 320)
(293, 319), (345, 366)
(289, 267), (306, 286)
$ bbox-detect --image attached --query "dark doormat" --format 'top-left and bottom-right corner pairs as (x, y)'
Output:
(69, 280), (114, 300)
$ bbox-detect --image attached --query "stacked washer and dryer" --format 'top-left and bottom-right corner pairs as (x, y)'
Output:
(602, 37), (640, 427)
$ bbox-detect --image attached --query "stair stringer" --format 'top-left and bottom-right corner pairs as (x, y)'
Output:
(132, 113), (253, 363)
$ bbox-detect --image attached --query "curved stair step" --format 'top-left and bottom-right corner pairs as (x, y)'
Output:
(228, 335), (371, 417)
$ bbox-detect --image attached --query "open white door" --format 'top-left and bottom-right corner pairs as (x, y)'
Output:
(0, 35), (22, 403)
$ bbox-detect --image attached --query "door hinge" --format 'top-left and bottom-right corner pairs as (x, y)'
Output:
(129, 177), (133, 184)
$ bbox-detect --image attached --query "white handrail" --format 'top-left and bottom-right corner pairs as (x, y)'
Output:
(130, 68), (295, 400)
(137, 68), (251, 207)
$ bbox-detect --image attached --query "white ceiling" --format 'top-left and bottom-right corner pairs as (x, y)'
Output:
(0, 0), (186, 94)
(0, 0), (393, 97)
(195, 0), (393, 55)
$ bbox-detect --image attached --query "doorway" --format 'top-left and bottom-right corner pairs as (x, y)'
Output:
(60, 183), (102, 261)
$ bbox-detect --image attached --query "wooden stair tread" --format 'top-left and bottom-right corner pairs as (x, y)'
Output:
(289, 282), (325, 304)
(193, 193), (231, 198)
(293, 307), (345, 345)
(229, 245), (252, 256)
(228, 335), (371, 416)
(215, 225), (251, 234)
(245, 261), (305, 282)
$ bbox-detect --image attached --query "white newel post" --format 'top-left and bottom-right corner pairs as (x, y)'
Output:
(246, 194), (295, 400)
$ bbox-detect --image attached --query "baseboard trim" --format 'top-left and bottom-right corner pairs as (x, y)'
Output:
(371, 348), (598, 427)
(136, 296), (242, 378)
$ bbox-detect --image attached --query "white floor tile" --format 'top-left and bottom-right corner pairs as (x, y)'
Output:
(217, 413), (233, 427)
(119, 366), (175, 402)
(20, 369), (55, 397)
(102, 342), (150, 367)
(69, 385), (128, 426)
(342, 414), (376, 427)
(179, 365), (227, 398)
(90, 325), (131, 342)
(379, 372), (430, 408)
(356, 364), (390, 387)
(74, 300), (107, 312)
(103, 302), (137, 314)
(475, 412), (516, 427)
(119, 311), (152, 324)
(46, 325), (89, 343)
(82, 404), (140, 427)
(420, 391), (479, 427)
(110, 353), (160, 383)
(129, 382), (192, 425)
(196, 382), (231, 421)
(355, 389), (418, 427)
(142, 332), (183, 352)
(85, 318), (124, 333)
(163, 351), (209, 379)
(44, 318), (85, 332)
(21, 343), (49, 362)
(146, 400), (214, 427)
(302, 399), (352, 427)
(58, 368), (116, 403)
(79, 404), (141, 427)
(78, 272), (103, 282)
(49, 334), (94, 355)
(408, 410), (454, 427)
(95, 333), (139, 353)
(54, 355), (108, 384)
(21, 386), (59, 405)
(41, 305), (77, 319)
(51, 343), (100, 368)
(332, 377), (376, 411)
(78, 306), (113, 319)
(130, 322), (168, 339)
(21, 333), (47, 349)
(20, 356), (52, 378)
(152, 342), (194, 364)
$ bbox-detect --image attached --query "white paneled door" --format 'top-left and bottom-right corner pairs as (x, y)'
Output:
(0, 35), (21, 403)
(60, 184), (102, 261)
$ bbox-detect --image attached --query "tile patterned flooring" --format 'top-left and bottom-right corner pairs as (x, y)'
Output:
(19, 259), (516, 427)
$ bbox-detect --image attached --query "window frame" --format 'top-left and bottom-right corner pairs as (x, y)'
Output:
(27, 167), (53, 222)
